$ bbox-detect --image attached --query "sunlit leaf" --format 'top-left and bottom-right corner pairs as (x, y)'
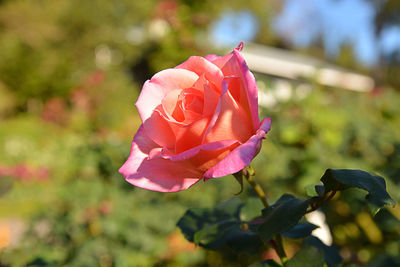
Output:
(305, 185), (319, 197)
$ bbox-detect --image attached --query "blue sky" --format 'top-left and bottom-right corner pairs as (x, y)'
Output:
(210, 10), (259, 48)
(210, 0), (400, 66)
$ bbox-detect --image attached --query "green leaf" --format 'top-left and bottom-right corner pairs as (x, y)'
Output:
(0, 176), (14, 197)
(194, 221), (264, 253)
(305, 236), (343, 267)
(321, 169), (395, 209)
(193, 220), (241, 248)
(223, 229), (264, 254)
(177, 198), (242, 243)
(257, 194), (312, 242)
(306, 185), (319, 197)
(315, 185), (325, 197)
(283, 222), (319, 239)
(177, 208), (209, 243)
(286, 247), (325, 267)
(177, 198), (265, 253)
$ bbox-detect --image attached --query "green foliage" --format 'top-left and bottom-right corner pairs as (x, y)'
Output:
(282, 223), (319, 239)
(177, 198), (242, 243)
(178, 168), (393, 266)
(257, 195), (311, 242)
(253, 83), (400, 265)
(286, 247), (325, 267)
(321, 169), (395, 212)
(305, 236), (343, 267)
(177, 198), (264, 255)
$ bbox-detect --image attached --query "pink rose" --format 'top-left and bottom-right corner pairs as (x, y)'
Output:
(119, 43), (271, 192)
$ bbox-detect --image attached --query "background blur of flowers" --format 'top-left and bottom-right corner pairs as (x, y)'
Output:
(0, 0), (400, 266)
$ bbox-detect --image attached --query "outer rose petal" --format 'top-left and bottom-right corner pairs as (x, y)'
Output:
(233, 48), (260, 129)
(148, 139), (240, 173)
(161, 140), (238, 161)
(189, 143), (240, 173)
(203, 118), (271, 179)
(119, 125), (203, 192)
(204, 80), (253, 144)
(136, 69), (198, 123)
(211, 45), (260, 130)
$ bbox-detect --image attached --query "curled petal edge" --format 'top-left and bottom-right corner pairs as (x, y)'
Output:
(203, 117), (271, 180)
(208, 43), (260, 131)
(150, 139), (239, 162)
(232, 47), (260, 130)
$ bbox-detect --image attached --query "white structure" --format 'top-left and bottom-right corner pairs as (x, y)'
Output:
(242, 43), (375, 92)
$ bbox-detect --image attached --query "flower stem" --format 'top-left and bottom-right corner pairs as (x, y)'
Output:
(242, 166), (269, 208)
(241, 166), (288, 266)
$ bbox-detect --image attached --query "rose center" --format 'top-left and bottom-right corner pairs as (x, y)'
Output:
(163, 87), (205, 123)
(168, 88), (204, 123)
(181, 88), (204, 114)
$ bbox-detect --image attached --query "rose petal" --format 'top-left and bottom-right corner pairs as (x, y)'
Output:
(119, 125), (203, 192)
(136, 69), (198, 123)
(162, 89), (184, 121)
(181, 88), (204, 114)
(233, 48), (260, 129)
(202, 82), (219, 116)
(211, 46), (260, 131)
(162, 139), (238, 161)
(147, 139), (239, 175)
(191, 74), (220, 117)
(189, 142), (240, 173)
(203, 117), (271, 179)
(201, 79), (228, 141)
(143, 108), (176, 149)
(150, 139), (240, 174)
(204, 79), (253, 144)
(204, 54), (220, 62)
(175, 56), (224, 92)
(175, 116), (210, 153)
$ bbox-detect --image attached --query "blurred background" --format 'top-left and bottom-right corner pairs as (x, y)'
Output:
(0, 0), (399, 266)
